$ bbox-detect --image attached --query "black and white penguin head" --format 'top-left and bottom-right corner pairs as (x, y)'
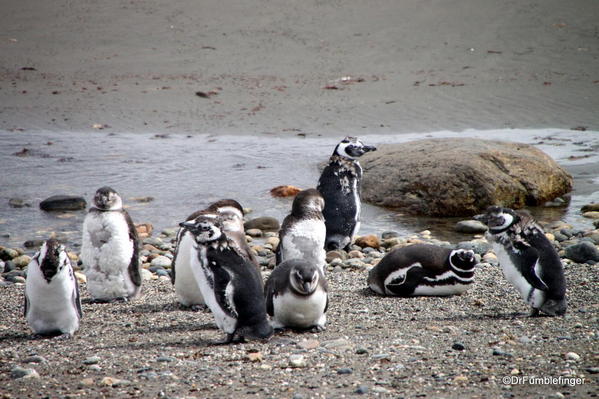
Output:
(333, 136), (377, 159)
(289, 262), (320, 295)
(448, 249), (476, 272)
(474, 206), (519, 233)
(206, 199), (245, 232)
(292, 188), (325, 216)
(92, 186), (123, 211)
(38, 238), (70, 283)
(180, 215), (224, 244)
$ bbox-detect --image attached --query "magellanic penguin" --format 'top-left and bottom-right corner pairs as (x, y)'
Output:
(475, 206), (567, 316)
(180, 215), (273, 343)
(265, 259), (328, 332)
(25, 239), (82, 337)
(368, 244), (477, 296)
(276, 188), (326, 273)
(171, 199), (257, 309)
(317, 136), (376, 251)
(80, 186), (141, 302)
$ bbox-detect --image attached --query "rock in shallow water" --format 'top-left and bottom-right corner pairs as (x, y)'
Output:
(361, 138), (572, 216)
(39, 195), (86, 211)
(455, 220), (488, 234)
(244, 217), (280, 232)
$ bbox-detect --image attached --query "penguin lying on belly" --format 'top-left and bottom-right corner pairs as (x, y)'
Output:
(368, 244), (477, 296)
(475, 206), (567, 316)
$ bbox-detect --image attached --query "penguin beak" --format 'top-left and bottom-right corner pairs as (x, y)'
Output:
(363, 145), (377, 153)
(303, 281), (312, 293)
(473, 213), (487, 223)
(179, 220), (195, 229)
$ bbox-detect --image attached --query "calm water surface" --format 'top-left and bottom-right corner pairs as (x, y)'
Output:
(1, 128), (598, 253)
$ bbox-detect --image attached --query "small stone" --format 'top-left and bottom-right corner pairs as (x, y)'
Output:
(289, 354), (306, 368)
(454, 375), (469, 384)
(0, 248), (19, 261)
(564, 352), (580, 361)
(9, 198), (31, 208)
(326, 250), (347, 262)
(88, 364), (102, 371)
(355, 385), (369, 394)
(150, 256), (172, 268)
(337, 367), (353, 375)
(140, 269), (153, 281)
(39, 195), (86, 211)
(244, 217), (280, 232)
(265, 237), (280, 248)
(101, 376), (129, 387)
(270, 185), (302, 197)
(24, 239), (45, 249)
(452, 342), (465, 351)
(564, 241), (599, 263)
(8, 275), (26, 284)
(372, 386), (390, 394)
(246, 352), (263, 362)
(492, 348), (512, 357)
(246, 228), (263, 238)
(344, 258), (368, 269)
(455, 220), (488, 234)
(582, 211), (599, 219)
(581, 203), (599, 212)
(74, 272), (87, 284)
(381, 231), (399, 239)
(23, 355), (47, 364)
(131, 196), (155, 203)
(11, 366), (40, 379)
(355, 347), (368, 355)
(510, 368), (520, 375)
(12, 255), (31, 268)
(348, 250), (364, 259)
(585, 367), (599, 374)
(135, 223), (154, 238)
(354, 235), (380, 249)
(156, 355), (176, 363)
(83, 356), (101, 365)
(80, 378), (94, 386)
(298, 339), (320, 350)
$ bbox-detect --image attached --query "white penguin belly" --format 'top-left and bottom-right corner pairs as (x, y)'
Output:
(26, 265), (79, 335)
(272, 289), (327, 329)
(82, 212), (135, 300)
(281, 219), (326, 271)
(174, 232), (205, 306)
(493, 243), (541, 307)
(413, 283), (471, 296)
(189, 247), (237, 334)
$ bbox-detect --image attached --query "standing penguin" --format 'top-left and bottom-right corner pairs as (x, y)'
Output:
(276, 188), (326, 272)
(475, 206), (567, 316)
(368, 244), (477, 296)
(317, 136), (376, 251)
(80, 186), (141, 302)
(265, 259), (328, 331)
(180, 215), (273, 343)
(172, 199), (257, 309)
(25, 239), (82, 337)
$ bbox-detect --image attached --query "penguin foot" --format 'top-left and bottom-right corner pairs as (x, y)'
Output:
(212, 333), (243, 345)
(529, 308), (541, 317)
(190, 304), (208, 312)
(54, 333), (73, 340)
(310, 325), (326, 333)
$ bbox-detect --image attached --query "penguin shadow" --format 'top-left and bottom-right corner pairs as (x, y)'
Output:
(98, 335), (216, 351)
(128, 321), (217, 335)
(0, 331), (33, 343)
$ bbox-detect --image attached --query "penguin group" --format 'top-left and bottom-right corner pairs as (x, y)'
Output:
(22, 135), (567, 341)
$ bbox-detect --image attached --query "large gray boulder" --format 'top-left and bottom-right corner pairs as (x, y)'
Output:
(361, 138), (572, 217)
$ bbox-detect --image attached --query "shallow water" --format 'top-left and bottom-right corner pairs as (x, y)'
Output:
(1, 128), (598, 253)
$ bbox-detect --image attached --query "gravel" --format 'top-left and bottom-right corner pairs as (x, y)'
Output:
(0, 227), (597, 398)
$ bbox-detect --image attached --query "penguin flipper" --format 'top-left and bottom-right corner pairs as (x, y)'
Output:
(512, 243), (549, 292)
(264, 285), (275, 317)
(124, 211), (142, 288)
(209, 259), (237, 318)
(24, 293), (29, 318)
(72, 270), (83, 319)
(385, 267), (426, 296)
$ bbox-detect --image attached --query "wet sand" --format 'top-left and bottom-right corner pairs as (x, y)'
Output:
(1, 0), (598, 136)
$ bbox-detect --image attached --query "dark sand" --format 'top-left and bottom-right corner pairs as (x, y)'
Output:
(1, 0), (598, 136)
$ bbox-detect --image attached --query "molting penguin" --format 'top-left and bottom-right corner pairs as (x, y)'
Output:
(80, 186), (141, 302)
(25, 239), (82, 337)
(172, 199), (257, 309)
(276, 188), (326, 272)
(265, 259), (328, 331)
(180, 215), (273, 343)
(317, 136), (376, 251)
(368, 244), (477, 296)
(475, 206), (567, 316)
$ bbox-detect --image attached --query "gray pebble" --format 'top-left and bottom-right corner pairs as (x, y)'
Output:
(11, 366), (40, 379)
(455, 220), (488, 234)
(156, 355), (176, 363)
(381, 231), (399, 239)
(492, 348), (512, 357)
(150, 256), (172, 268)
(3, 260), (17, 272)
(23, 355), (47, 364)
(355, 385), (369, 394)
(337, 367), (353, 375)
(452, 342), (465, 351)
(83, 356), (101, 365)
(564, 241), (599, 263)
